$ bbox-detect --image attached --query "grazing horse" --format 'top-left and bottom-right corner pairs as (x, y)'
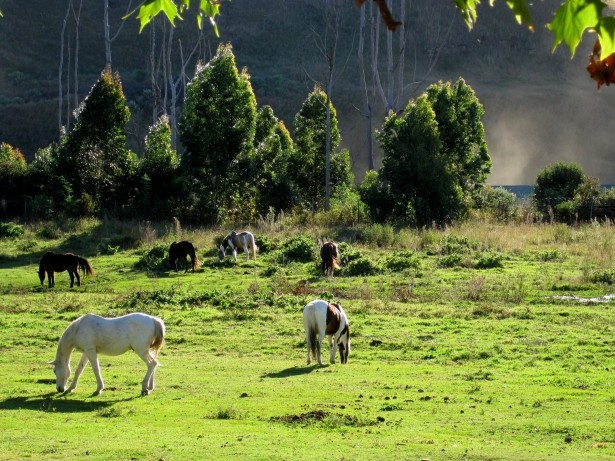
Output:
(302, 299), (350, 366)
(169, 240), (200, 273)
(218, 231), (257, 262)
(38, 251), (94, 288)
(320, 241), (340, 276)
(48, 313), (166, 396)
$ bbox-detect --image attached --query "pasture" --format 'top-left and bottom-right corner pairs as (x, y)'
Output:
(0, 218), (613, 460)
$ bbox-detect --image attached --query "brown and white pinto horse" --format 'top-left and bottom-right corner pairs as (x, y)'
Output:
(38, 251), (94, 288)
(320, 241), (340, 276)
(302, 299), (350, 366)
(218, 231), (257, 262)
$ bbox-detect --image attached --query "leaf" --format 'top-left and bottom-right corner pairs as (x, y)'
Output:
(547, 0), (605, 57)
(135, 0), (181, 32)
(453, 0), (481, 29)
(504, 0), (533, 31)
(596, 16), (615, 58)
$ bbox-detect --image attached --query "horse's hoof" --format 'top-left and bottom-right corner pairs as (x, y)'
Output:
(141, 389), (150, 396)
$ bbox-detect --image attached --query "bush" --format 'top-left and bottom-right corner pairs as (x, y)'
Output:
(475, 251), (503, 269)
(0, 222), (24, 239)
(337, 242), (365, 266)
(255, 234), (275, 254)
(135, 244), (169, 271)
(476, 186), (518, 222)
(343, 257), (381, 276)
(381, 250), (421, 272)
(438, 253), (464, 268)
(277, 234), (317, 262)
(359, 223), (395, 247)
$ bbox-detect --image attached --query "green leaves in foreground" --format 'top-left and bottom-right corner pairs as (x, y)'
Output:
(456, 0), (615, 59)
(128, 0), (221, 35)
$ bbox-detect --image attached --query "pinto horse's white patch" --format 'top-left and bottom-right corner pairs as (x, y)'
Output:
(302, 299), (350, 366)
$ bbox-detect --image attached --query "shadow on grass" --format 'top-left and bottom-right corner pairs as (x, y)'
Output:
(261, 366), (320, 378)
(0, 391), (139, 413)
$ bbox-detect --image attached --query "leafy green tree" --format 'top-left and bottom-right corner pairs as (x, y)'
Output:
(178, 42), (257, 224)
(56, 68), (136, 215)
(0, 142), (27, 217)
(137, 114), (179, 219)
(27, 144), (72, 220)
(425, 78), (491, 204)
(290, 85), (352, 213)
(533, 161), (591, 221)
(377, 95), (462, 226)
(252, 106), (296, 215)
(358, 170), (395, 223)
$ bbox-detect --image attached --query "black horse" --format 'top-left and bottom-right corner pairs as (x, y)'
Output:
(169, 241), (200, 273)
(38, 251), (95, 288)
(320, 242), (340, 276)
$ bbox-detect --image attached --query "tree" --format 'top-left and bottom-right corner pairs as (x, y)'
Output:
(425, 78), (491, 204)
(533, 161), (589, 222)
(377, 95), (462, 225)
(178, 42), (257, 223)
(252, 106), (296, 215)
(57, 67), (136, 215)
(27, 144), (72, 220)
(290, 85), (352, 214)
(0, 143), (27, 217)
(137, 114), (179, 219)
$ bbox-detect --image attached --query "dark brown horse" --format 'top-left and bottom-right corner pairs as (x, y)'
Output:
(169, 241), (200, 273)
(38, 251), (95, 288)
(320, 242), (340, 276)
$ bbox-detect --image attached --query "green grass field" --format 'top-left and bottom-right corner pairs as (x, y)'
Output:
(0, 219), (613, 460)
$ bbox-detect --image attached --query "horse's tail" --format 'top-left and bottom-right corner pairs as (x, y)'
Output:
(190, 245), (201, 269)
(77, 256), (95, 276)
(150, 317), (166, 354)
(250, 234), (258, 260)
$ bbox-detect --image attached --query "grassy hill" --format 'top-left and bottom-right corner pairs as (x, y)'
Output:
(0, 0), (614, 185)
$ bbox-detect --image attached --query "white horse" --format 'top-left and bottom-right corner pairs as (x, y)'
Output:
(302, 299), (350, 366)
(218, 230), (258, 262)
(48, 313), (166, 396)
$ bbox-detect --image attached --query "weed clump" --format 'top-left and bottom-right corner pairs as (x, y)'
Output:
(0, 222), (24, 239)
(135, 243), (168, 271)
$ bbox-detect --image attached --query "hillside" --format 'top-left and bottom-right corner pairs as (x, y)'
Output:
(0, 0), (614, 185)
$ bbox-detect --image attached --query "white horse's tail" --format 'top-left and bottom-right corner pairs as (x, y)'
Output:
(150, 318), (166, 353)
(250, 234), (258, 260)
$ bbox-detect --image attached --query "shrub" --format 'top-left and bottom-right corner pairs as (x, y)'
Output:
(590, 269), (615, 284)
(135, 244), (169, 271)
(255, 234), (275, 254)
(0, 222), (24, 239)
(475, 251), (503, 269)
(337, 242), (365, 266)
(277, 234), (317, 262)
(359, 223), (395, 247)
(438, 253), (463, 268)
(476, 186), (518, 222)
(343, 257), (381, 276)
(381, 250), (421, 272)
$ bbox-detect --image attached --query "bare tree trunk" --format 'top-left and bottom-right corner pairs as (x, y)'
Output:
(73, 0), (83, 115)
(104, 0), (111, 66)
(103, 0), (132, 68)
(357, 2), (374, 171)
(58, 1), (71, 136)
